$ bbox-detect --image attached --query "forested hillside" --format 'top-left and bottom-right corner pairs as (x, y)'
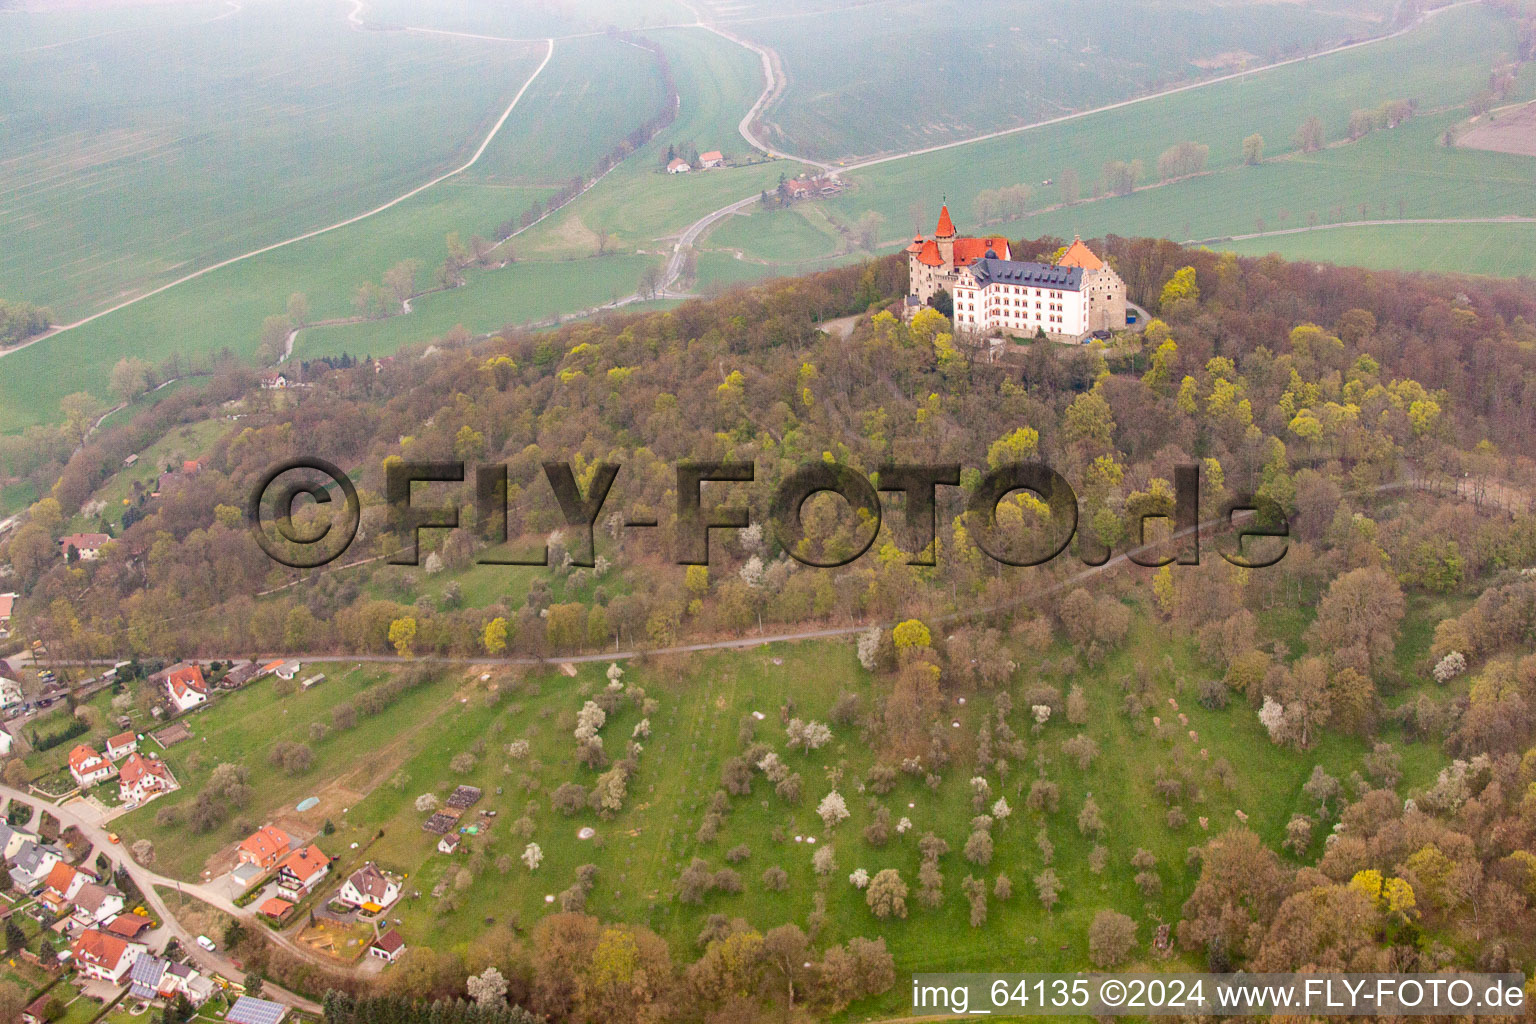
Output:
(5, 241), (1536, 1009)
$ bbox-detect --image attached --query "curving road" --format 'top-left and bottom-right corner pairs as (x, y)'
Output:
(0, 784), (321, 1012)
(0, 17), (556, 362)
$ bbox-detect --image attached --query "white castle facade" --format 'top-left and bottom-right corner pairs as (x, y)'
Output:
(904, 205), (1126, 341)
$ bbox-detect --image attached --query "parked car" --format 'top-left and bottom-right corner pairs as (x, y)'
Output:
(196, 935), (217, 952)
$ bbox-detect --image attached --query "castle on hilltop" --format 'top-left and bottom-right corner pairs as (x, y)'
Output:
(904, 204), (1126, 341)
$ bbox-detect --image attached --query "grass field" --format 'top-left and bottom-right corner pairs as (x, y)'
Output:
(359, 0), (696, 37)
(705, 204), (845, 262)
(295, 253), (660, 360)
(0, 31), (667, 433)
(0, 0), (547, 320)
(820, 3), (1526, 240)
(91, 582), (1455, 1011)
(741, 0), (1403, 160)
(67, 417), (230, 533)
(1213, 221), (1536, 278)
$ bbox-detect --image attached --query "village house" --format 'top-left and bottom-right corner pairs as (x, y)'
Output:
(259, 371), (288, 390)
(666, 157), (690, 173)
(105, 913), (153, 942)
(274, 844), (329, 895)
(67, 744), (116, 787)
(58, 533), (110, 561)
(118, 753), (176, 805)
(903, 206), (1126, 341)
(0, 821), (38, 860)
(336, 861), (400, 912)
(162, 664), (209, 712)
(105, 731), (138, 760)
(261, 659), (301, 681)
(369, 929), (406, 963)
(129, 956), (215, 1005)
(71, 882), (126, 926)
(70, 928), (147, 985)
(699, 150), (724, 169)
(0, 671), (22, 711)
(238, 825), (294, 872)
(9, 840), (61, 891)
(0, 592), (15, 627)
(42, 861), (86, 912)
(219, 662), (259, 689)
(437, 833), (461, 855)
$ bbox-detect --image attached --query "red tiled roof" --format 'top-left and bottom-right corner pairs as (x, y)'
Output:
(258, 897), (293, 918)
(1057, 236), (1105, 271)
(118, 753), (171, 788)
(915, 238), (943, 267)
(952, 237), (1011, 266)
(71, 928), (130, 970)
(278, 844), (328, 879)
(43, 861), (76, 895)
(699, 150), (723, 162)
(105, 915), (152, 938)
(59, 533), (110, 552)
(934, 204), (956, 238)
(107, 731), (135, 750)
(372, 929), (405, 954)
(165, 664), (206, 694)
(240, 825), (292, 864)
(68, 745), (108, 774)
(0, 594), (14, 620)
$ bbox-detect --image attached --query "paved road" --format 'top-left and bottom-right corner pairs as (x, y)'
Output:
(0, 784), (321, 1012)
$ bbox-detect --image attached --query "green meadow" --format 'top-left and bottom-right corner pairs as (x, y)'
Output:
(0, 0), (547, 320)
(1214, 221), (1536, 278)
(744, 0), (1401, 160)
(84, 584), (1456, 1016)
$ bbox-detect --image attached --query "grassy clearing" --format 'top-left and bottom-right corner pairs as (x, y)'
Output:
(818, 4), (1524, 237)
(745, 0), (1400, 160)
(704, 205), (844, 262)
(1214, 221), (1536, 278)
(0, 0), (546, 320)
(98, 588), (1451, 1011)
(112, 662), (466, 880)
(359, 0), (695, 37)
(294, 254), (658, 360)
(67, 418), (230, 533)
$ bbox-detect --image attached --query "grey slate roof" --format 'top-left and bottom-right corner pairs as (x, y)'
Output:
(967, 258), (1083, 291)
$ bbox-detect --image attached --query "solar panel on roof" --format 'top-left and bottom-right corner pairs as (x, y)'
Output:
(227, 996), (288, 1024)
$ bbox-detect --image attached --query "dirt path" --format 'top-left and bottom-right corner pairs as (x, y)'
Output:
(1187, 215), (1536, 246)
(0, 24), (556, 362)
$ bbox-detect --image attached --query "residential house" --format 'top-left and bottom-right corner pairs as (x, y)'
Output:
(163, 664), (208, 712)
(0, 592), (15, 626)
(699, 150), (724, 168)
(69, 928), (146, 984)
(220, 663), (259, 689)
(257, 897), (293, 921)
(67, 745), (116, 787)
(666, 157), (690, 173)
(58, 533), (110, 561)
(0, 821), (38, 860)
(0, 673), (22, 710)
(105, 731), (138, 760)
(42, 861), (86, 908)
(22, 995), (51, 1024)
(274, 844), (329, 895)
(129, 955), (212, 1004)
(72, 882), (126, 926)
(437, 833), (461, 855)
(105, 914), (153, 941)
(227, 996), (289, 1024)
(118, 753), (176, 804)
(369, 929), (406, 963)
(238, 825), (294, 871)
(261, 659), (301, 681)
(259, 371), (289, 390)
(9, 840), (61, 890)
(336, 862), (400, 912)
